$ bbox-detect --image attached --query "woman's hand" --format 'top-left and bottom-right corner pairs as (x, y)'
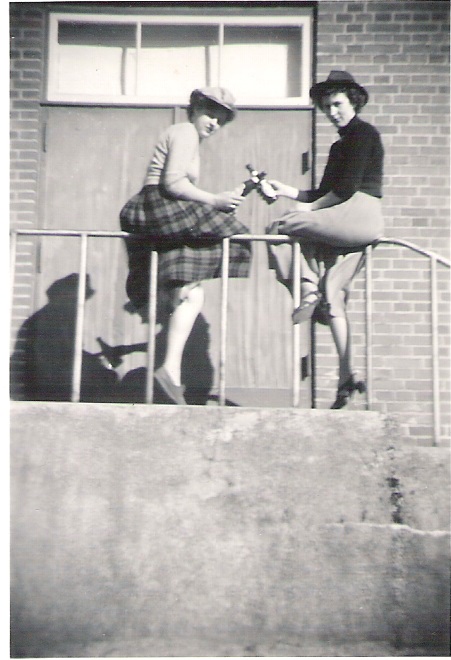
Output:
(266, 211), (297, 235)
(266, 220), (282, 235)
(165, 177), (243, 211)
(212, 190), (245, 213)
(267, 180), (299, 200)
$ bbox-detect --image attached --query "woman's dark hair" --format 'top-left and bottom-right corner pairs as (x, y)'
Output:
(187, 91), (234, 125)
(316, 85), (368, 113)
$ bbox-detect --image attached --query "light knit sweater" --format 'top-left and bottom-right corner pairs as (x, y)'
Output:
(143, 122), (200, 188)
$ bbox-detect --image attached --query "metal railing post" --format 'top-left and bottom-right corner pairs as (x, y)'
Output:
(430, 255), (440, 446)
(72, 232), (88, 403)
(292, 240), (301, 407)
(145, 248), (159, 404)
(9, 229), (450, 445)
(219, 238), (230, 406)
(310, 323), (317, 408)
(365, 244), (373, 410)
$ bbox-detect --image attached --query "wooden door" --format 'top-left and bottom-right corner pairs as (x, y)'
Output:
(199, 109), (312, 403)
(37, 105), (312, 404)
(37, 106), (174, 379)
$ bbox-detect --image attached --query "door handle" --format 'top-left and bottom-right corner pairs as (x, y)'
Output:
(301, 151), (310, 175)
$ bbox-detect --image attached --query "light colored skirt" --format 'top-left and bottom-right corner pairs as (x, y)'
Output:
(268, 192), (383, 318)
(274, 191), (383, 248)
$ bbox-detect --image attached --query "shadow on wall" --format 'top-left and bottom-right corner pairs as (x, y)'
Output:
(10, 272), (219, 406)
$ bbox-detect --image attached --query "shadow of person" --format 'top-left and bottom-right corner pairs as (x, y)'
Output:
(117, 312), (215, 405)
(10, 273), (119, 402)
(181, 313), (214, 404)
(120, 240), (216, 404)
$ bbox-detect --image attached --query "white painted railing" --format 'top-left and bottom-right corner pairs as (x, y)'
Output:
(10, 229), (450, 443)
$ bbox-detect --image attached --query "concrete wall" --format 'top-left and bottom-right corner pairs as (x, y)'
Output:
(11, 402), (450, 657)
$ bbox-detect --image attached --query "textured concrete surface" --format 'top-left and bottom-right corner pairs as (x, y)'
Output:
(13, 634), (450, 658)
(10, 402), (450, 657)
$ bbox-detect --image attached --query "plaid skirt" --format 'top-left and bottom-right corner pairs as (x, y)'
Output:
(120, 185), (252, 307)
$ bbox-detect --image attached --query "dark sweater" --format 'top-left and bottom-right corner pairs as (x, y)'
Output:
(297, 115), (384, 203)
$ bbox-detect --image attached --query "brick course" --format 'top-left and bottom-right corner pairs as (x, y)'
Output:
(10, 4), (43, 376)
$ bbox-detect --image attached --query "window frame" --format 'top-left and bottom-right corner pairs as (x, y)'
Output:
(47, 12), (313, 107)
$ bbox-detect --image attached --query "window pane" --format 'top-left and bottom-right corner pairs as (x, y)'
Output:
(57, 22), (136, 95)
(49, 16), (311, 104)
(138, 25), (218, 100)
(221, 26), (302, 100)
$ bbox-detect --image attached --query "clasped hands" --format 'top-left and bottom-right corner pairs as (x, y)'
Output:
(215, 176), (312, 218)
(266, 214), (295, 235)
(266, 205), (312, 236)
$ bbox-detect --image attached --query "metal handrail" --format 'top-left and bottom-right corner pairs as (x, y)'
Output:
(11, 229), (451, 267)
(10, 229), (450, 443)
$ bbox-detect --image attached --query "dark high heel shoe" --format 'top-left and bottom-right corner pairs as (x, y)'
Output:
(331, 375), (366, 409)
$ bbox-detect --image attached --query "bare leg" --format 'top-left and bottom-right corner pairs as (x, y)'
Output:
(300, 243), (320, 297)
(162, 283), (204, 386)
(329, 314), (353, 386)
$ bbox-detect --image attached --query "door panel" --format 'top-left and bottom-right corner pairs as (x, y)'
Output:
(199, 109), (312, 390)
(38, 106), (174, 368)
(38, 106), (312, 400)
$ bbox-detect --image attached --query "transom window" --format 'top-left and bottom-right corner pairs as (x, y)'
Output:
(47, 13), (312, 106)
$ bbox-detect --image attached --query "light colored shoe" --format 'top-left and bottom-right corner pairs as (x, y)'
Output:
(292, 291), (321, 324)
(154, 366), (186, 405)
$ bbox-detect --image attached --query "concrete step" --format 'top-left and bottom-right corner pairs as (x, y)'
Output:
(10, 402), (450, 657)
(11, 402), (449, 529)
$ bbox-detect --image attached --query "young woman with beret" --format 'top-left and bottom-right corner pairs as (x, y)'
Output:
(121, 87), (251, 404)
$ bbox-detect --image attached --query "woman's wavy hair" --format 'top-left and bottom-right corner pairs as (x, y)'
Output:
(316, 85), (368, 113)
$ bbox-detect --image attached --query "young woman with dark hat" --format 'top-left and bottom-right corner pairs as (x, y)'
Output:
(120, 87), (251, 404)
(267, 71), (384, 409)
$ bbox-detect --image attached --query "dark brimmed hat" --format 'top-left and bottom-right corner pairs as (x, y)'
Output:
(190, 87), (237, 121)
(310, 70), (369, 106)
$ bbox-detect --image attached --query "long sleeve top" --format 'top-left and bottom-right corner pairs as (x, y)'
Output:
(143, 122), (200, 188)
(297, 115), (384, 203)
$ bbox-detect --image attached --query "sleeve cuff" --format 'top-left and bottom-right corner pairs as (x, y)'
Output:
(296, 190), (310, 202)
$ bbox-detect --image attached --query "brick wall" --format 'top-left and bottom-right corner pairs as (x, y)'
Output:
(9, 2), (450, 443)
(312, 0), (450, 444)
(315, 0), (449, 254)
(10, 3), (45, 396)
